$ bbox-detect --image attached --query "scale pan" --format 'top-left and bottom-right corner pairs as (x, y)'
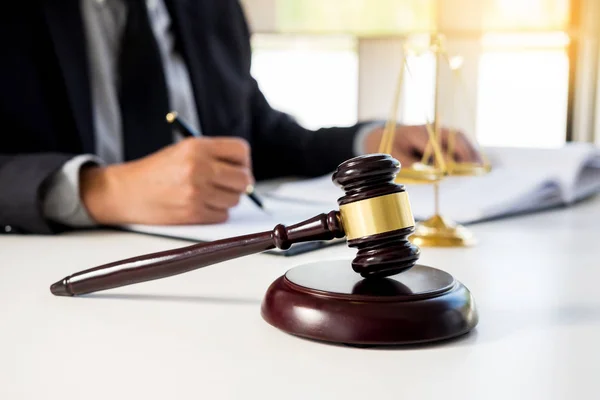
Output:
(395, 162), (444, 184)
(447, 162), (492, 177)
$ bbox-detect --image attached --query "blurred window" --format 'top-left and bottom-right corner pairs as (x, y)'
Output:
(243, 0), (573, 148)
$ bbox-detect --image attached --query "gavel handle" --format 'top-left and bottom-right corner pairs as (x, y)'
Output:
(50, 211), (344, 296)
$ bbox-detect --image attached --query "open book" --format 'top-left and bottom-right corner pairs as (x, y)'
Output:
(123, 143), (600, 254)
(266, 142), (600, 224)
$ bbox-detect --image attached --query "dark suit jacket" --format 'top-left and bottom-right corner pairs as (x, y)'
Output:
(0, 0), (366, 234)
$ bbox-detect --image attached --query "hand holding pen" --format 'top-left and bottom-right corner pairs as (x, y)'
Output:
(166, 111), (265, 211)
(77, 119), (255, 226)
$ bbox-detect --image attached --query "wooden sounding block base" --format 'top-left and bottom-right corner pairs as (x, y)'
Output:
(261, 260), (478, 346)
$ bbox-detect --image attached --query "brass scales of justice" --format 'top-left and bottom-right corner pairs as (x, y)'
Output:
(380, 33), (492, 247)
(50, 153), (479, 346)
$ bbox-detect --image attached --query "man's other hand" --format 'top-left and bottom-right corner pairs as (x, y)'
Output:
(363, 125), (482, 168)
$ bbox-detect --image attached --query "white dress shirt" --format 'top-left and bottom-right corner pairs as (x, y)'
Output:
(42, 0), (377, 227)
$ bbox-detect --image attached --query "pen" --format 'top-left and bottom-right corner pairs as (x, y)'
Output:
(166, 111), (265, 211)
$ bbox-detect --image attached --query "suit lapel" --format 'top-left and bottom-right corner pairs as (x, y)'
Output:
(164, 0), (212, 135)
(43, 0), (95, 153)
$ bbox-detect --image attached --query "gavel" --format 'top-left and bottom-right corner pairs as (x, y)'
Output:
(50, 153), (478, 346)
(50, 154), (420, 297)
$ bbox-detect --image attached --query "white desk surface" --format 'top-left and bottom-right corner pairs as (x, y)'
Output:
(2, 196), (600, 400)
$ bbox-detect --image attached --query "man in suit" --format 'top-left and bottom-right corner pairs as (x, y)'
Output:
(0, 0), (479, 235)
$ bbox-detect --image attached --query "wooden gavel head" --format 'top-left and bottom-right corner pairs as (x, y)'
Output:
(332, 153), (420, 278)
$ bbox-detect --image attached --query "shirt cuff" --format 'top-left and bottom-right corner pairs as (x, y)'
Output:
(352, 120), (386, 156)
(42, 154), (104, 227)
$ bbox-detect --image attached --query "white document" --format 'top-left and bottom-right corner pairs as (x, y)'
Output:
(123, 195), (335, 242)
(122, 143), (600, 249)
(267, 142), (600, 224)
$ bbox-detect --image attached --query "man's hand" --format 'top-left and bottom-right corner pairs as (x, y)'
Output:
(80, 137), (253, 225)
(363, 124), (482, 167)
